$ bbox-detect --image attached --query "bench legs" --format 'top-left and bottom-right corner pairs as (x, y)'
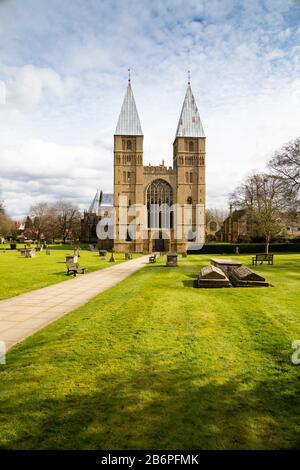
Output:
(67, 269), (86, 276)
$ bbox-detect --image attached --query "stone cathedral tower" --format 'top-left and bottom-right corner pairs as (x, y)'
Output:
(113, 78), (206, 253)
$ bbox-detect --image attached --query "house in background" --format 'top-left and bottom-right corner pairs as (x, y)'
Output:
(217, 207), (300, 243)
(217, 207), (253, 243)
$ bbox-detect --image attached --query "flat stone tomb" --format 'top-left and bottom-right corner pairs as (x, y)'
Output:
(210, 258), (242, 276)
(229, 265), (269, 287)
(197, 265), (231, 288)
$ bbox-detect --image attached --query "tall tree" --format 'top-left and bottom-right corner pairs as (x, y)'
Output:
(0, 202), (14, 238)
(231, 173), (285, 253)
(268, 137), (300, 209)
(53, 201), (81, 243)
(30, 202), (51, 241)
(206, 208), (228, 226)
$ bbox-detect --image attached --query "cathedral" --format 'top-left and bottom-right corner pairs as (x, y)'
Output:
(113, 77), (206, 253)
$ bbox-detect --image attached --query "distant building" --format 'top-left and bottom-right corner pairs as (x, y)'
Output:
(206, 219), (221, 242)
(217, 208), (252, 243)
(15, 221), (26, 240)
(80, 190), (113, 249)
(217, 207), (300, 243)
(284, 212), (300, 240)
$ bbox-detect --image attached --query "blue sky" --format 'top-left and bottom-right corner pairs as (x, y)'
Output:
(1, 0), (300, 218)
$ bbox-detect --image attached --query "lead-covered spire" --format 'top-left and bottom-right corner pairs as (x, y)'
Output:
(115, 81), (143, 136)
(175, 85), (205, 139)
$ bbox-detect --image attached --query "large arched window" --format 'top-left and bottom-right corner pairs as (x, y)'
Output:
(146, 179), (173, 229)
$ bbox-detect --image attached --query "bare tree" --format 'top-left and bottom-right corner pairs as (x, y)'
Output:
(206, 208), (228, 241)
(30, 202), (52, 242)
(231, 173), (285, 253)
(0, 212), (14, 238)
(44, 206), (60, 243)
(52, 200), (81, 243)
(268, 137), (300, 209)
(206, 208), (228, 226)
(0, 200), (14, 238)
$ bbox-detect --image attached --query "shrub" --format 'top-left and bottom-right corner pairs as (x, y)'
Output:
(188, 243), (300, 254)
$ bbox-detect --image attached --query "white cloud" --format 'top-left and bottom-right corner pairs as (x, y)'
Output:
(1, 0), (300, 217)
(2, 64), (77, 112)
(0, 139), (112, 217)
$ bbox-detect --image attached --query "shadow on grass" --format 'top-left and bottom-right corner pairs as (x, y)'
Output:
(0, 346), (299, 450)
(182, 279), (196, 288)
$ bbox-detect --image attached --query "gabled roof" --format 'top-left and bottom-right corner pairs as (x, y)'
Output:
(89, 189), (102, 215)
(175, 85), (205, 139)
(115, 82), (143, 136)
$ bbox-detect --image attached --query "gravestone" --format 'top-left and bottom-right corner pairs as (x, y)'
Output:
(197, 265), (230, 288)
(229, 265), (269, 287)
(166, 253), (178, 267)
(109, 249), (116, 262)
(25, 248), (36, 258)
(66, 254), (78, 263)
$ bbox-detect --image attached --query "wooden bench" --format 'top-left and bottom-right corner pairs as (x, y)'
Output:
(252, 253), (274, 265)
(149, 254), (157, 263)
(66, 262), (87, 276)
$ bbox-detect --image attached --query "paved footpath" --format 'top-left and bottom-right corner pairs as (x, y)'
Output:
(0, 255), (150, 352)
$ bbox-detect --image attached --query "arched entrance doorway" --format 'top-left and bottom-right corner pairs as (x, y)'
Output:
(146, 179), (173, 252)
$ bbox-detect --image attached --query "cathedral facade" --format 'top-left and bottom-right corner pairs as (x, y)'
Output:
(113, 79), (206, 253)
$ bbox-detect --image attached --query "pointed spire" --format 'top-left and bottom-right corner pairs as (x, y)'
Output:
(175, 84), (205, 139)
(115, 80), (143, 136)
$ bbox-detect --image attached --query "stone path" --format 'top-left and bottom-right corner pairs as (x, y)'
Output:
(0, 255), (150, 352)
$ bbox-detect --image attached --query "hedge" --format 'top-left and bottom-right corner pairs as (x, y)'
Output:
(187, 243), (300, 254)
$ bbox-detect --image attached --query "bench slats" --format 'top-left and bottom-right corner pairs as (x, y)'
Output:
(66, 262), (87, 276)
(252, 254), (274, 265)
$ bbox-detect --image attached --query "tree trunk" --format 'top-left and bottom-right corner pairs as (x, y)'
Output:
(265, 234), (270, 254)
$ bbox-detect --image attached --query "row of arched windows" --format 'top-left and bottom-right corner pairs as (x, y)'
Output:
(177, 156), (205, 166)
(115, 154), (143, 165)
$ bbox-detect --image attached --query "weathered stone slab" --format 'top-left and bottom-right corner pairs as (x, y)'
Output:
(210, 258), (242, 276)
(201, 265), (227, 279)
(233, 265), (265, 281)
(197, 265), (231, 288)
(229, 265), (269, 287)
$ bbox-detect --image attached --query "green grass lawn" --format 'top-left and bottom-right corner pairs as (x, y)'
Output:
(0, 253), (300, 449)
(0, 244), (140, 300)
